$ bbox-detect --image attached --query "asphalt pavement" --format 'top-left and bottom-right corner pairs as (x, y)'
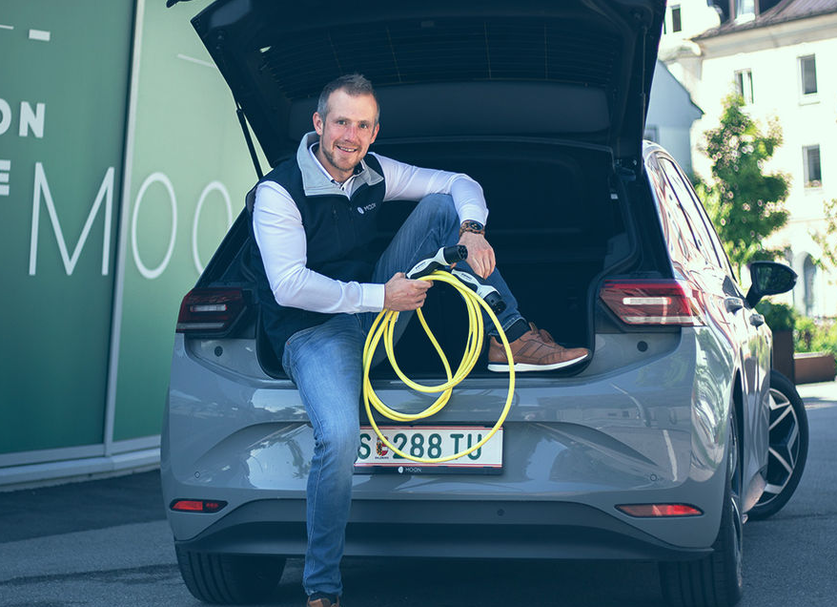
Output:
(1, 380), (835, 607)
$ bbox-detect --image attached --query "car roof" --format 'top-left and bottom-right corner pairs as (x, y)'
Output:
(186, 0), (665, 167)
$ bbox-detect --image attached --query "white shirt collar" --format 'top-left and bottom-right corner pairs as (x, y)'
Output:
(296, 131), (383, 197)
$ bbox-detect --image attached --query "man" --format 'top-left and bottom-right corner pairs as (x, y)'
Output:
(249, 74), (590, 607)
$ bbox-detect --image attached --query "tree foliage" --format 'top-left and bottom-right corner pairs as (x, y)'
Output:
(700, 94), (790, 279)
(810, 198), (837, 274)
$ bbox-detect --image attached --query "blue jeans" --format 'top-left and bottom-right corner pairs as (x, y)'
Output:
(281, 194), (523, 597)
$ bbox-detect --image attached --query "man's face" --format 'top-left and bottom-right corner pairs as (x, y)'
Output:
(313, 89), (380, 182)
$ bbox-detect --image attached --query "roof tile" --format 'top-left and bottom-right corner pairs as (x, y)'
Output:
(697, 0), (837, 38)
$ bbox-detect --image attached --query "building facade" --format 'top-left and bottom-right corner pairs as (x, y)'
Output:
(661, 0), (837, 318)
(646, 61), (704, 175)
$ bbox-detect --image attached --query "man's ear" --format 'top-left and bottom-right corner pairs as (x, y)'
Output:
(313, 112), (324, 135)
(370, 122), (380, 144)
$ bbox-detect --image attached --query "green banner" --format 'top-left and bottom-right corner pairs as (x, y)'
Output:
(0, 0), (267, 460)
(111, 2), (263, 442)
(0, 1), (133, 455)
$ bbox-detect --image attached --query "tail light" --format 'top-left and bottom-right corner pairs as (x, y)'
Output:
(616, 503), (703, 517)
(176, 288), (247, 335)
(600, 279), (705, 327)
(170, 499), (228, 513)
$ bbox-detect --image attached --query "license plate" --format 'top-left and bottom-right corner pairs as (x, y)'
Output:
(354, 426), (503, 474)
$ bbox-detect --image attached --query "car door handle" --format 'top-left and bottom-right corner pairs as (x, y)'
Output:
(749, 313), (765, 327)
(725, 297), (744, 313)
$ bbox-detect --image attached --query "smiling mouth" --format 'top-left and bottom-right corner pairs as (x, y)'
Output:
(336, 144), (358, 153)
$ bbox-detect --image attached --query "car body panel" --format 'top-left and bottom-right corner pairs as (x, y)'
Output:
(165, 313), (733, 551)
(643, 143), (771, 510)
(171, 497), (715, 562)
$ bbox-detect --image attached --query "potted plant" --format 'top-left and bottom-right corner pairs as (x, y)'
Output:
(794, 316), (837, 384)
(757, 300), (796, 382)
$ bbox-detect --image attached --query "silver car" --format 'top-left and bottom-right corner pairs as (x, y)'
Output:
(162, 1), (805, 606)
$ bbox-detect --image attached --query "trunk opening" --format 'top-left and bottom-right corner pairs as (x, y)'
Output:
(249, 139), (632, 379)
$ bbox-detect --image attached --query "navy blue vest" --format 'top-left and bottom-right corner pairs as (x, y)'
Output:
(248, 154), (386, 360)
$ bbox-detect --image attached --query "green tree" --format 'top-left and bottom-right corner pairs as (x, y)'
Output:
(810, 198), (837, 275)
(700, 94), (790, 280)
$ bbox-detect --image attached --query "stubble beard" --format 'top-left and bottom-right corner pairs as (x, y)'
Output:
(320, 144), (361, 181)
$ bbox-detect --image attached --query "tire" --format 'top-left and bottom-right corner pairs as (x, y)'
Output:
(748, 370), (809, 520)
(175, 545), (286, 604)
(659, 408), (743, 607)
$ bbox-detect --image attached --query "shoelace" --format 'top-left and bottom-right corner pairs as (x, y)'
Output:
(538, 328), (556, 344)
(526, 323), (557, 346)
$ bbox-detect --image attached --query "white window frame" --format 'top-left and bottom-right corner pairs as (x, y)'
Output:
(671, 5), (682, 33)
(735, 0), (756, 22)
(803, 144), (822, 188)
(734, 69), (754, 105)
(799, 54), (819, 103)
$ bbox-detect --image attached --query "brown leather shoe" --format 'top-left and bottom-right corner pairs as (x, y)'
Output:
(488, 322), (591, 372)
(307, 597), (340, 607)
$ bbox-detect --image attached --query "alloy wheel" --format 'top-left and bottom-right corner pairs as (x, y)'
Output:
(759, 386), (803, 509)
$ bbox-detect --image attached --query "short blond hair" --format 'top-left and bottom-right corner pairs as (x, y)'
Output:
(317, 74), (380, 124)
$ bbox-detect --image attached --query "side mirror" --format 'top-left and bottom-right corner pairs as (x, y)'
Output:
(745, 261), (797, 307)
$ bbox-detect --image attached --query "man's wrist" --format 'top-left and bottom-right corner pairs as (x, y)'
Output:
(459, 220), (485, 238)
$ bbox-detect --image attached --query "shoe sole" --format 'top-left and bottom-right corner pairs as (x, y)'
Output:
(487, 352), (591, 372)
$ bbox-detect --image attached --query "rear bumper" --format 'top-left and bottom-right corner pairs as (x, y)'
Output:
(174, 497), (712, 562)
(164, 328), (731, 555)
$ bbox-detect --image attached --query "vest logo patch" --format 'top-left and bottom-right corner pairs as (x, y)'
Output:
(356, 202), (377, 215)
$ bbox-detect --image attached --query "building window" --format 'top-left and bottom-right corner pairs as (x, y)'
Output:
(799, 55), (818, 95)
(734, 69), (754, 104)
(735, 0), (756, 21)
(803, 145), (822, 188)
(671, 6), (682, 32)
(803, 254), (817, 316)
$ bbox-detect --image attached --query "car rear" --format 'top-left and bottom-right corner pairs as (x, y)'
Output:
(162, 0), (735, 595)
(163, 136), (732, 555)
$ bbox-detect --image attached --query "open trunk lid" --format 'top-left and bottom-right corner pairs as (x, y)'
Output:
(185, 0), (664, 168)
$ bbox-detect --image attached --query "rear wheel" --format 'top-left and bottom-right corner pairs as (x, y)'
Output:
(175, 545), (286, 604)
(748, 370), (809, 520)
(659, 408), (743, 607)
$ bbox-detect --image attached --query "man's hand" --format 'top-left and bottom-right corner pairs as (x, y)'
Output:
(384, 272), (433, 311)
(458, 231), (496, 279)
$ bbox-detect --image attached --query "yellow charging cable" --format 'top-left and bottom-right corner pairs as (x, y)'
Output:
(362, 269), (515, 463)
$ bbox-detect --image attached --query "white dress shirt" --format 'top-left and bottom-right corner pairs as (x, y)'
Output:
(252, 137), (489, 315)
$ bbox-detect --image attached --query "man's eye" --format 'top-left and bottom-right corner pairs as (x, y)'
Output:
(336, 119), (346, 125)
(359, 123), (369, 129)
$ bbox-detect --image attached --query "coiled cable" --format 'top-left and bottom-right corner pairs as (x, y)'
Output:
(361, 269), (515, 463)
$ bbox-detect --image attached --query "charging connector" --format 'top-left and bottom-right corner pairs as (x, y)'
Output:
(406, 245), (468, 280)
(450, 269), (506, 314)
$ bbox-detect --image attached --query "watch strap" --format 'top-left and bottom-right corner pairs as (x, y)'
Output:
(459, 220), (486, 237)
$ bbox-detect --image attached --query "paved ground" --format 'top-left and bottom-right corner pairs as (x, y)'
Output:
(1, 380), (835, 607)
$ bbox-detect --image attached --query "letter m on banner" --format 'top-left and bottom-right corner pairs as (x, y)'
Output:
(29, 163), (114, 276)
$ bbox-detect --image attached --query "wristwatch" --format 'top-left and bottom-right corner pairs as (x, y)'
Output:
(459, 220), (486, 238)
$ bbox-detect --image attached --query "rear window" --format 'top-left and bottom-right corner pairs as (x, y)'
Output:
(646, 154), (701, 269)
